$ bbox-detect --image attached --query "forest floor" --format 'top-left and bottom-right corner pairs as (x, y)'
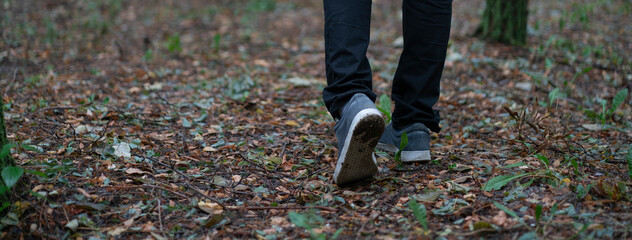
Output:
(1, 0), (632, 239)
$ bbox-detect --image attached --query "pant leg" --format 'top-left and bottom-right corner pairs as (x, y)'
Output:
(322, 0), (375, 120)
(391, 0), (452, 132)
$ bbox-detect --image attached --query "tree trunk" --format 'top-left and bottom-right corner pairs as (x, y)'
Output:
(475, 0), (529, 45)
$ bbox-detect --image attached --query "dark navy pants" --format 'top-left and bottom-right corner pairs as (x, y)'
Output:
(322, 0), (452, 133)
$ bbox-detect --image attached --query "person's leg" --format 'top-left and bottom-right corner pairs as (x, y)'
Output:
(322, 0), (374, 120)
(391, 0), (452, 133)
(322, 0), (384, 185)
(377, 0), (452, 162)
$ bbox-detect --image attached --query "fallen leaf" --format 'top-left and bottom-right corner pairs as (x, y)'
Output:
(492, 211), (507, 226)
(211, 176), (229, 187)
(415, 191), (442, 202)
(270, 216), (288, 226)
(198, 201), (223, 214)
(107, 227), (127, 236)
(582, 124), (603, 131)
(76, 188), (97, 199)
(204, 214), (225, 228)
(112, 142), (131, 158)
(125, 168), (145, 175)
(203, 146), (218, 152)
(65, 219), (79, 231)
(285, 120), (299, 127)
(74, 202), (106, 211)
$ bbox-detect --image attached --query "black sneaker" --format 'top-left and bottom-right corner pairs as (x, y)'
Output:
(376, 122), (431, 162)
(333, 93), (385, 185)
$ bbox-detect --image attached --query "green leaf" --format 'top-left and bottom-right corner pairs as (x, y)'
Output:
(502, 162), (527, 169)
(493, 201), (518, 218)
(26, 169), (48, 178)
(1, 166), (24, 188)
(483, 173), (531, 191)
(377, 94), (392, 123)
(627, 148), (632, 180)
(548, 87), (560, 107)
(535, 154), (550, 168)
(213, 33), (221, 52)
(20, 144), (42, 153)
(394, 131), (408, 164)
(400, 131), (408, 150)
(331, 228), (343, 239)
(408, 198), (428, 230)
(609, 88), (628, 115)
(518, 232), (537, 240)
(535, 204), (543, 225)
(570, 157), (579, 175)
(0, 202), (9, 212)
(0, 143), (14, 159)
(182, 118), (192, 128)
(288, 211), (312, 230)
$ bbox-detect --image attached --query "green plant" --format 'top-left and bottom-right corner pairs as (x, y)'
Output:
(166, 34), (182, 53)
(493, 201), (591, 239)
(484, 153), (573, 192)
(565, 66), (592, 87)
(627, 147), (632, 180)
(246, 0), (276, 12)
(0, 144), (23, 209)
(288, 210), (342, 240)
(584, 88), (628, 126)
(408, 198), (429, 232)
(213, 33), (221, 52)
(215, 73), (256, 101)
(394, 131), (408, 165)
(376, 94), (392, 123)
(547, 87), (560, 108)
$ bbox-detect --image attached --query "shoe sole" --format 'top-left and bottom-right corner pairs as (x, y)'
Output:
(334, 109), (384, 186)
(376, 143), (432, 162)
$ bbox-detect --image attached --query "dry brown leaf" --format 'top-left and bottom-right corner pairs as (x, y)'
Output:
(125, 168), (145, 175)
(492, 210), (507, 226)
(198, 201), (224, 214)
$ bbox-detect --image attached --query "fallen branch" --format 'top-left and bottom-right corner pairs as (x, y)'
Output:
(226, 205), (338, 212)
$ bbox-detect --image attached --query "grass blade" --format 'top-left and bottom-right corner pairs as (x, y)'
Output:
(627, 148), (632, 180)
(483, 173), (531, 191)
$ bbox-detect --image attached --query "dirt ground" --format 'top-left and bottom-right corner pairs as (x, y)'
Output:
(1, 0), (631, 239)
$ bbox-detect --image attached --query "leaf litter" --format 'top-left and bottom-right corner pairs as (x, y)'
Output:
(1, 0), (631, 239)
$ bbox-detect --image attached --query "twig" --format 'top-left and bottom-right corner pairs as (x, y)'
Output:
(279, 142), (288, 161)
(158, 199), (163, 232)
(453, 228), (498, 236)
(106, 184), (190, 199)
(144, 184), (190, 199)
(27, 104), (91, 118)
(132, 153), (192, 180)
(84, 120), (112, 150)
(237, 153), (269, 173)
(226, 205), (337, 212)
(186, 182), (227, 210)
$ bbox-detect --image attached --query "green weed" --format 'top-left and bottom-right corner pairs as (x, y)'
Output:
(288, 210), (342, 240)
(166, 34), (183, 53)
(627, 148), (632, 180)
(394, 131), (408, 165)
(376, 94), (392, 123)
(246, 0), (276, 12)
(584, 88), (628, 126)
(213, 33), (222, 52)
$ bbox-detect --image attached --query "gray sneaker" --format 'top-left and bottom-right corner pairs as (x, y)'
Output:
(376, 122), (431, 162)
(333, 93), (385, 186)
